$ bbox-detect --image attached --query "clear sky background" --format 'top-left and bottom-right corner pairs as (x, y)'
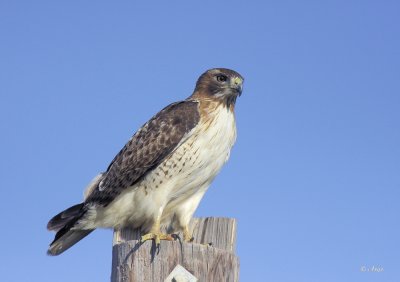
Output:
(1, 1), (399, 281)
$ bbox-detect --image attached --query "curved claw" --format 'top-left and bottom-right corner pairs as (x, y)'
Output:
(141, 232), (175, 246)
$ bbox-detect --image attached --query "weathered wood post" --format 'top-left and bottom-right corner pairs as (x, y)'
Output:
(111, 217), (239, 282)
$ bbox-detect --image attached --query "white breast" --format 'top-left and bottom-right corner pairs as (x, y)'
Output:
(161, 104), (237, 225)
(173, 105), (237, 194)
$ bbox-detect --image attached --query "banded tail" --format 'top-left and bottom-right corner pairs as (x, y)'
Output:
(47, 203), (94, 256)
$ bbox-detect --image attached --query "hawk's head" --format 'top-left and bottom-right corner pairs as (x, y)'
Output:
(192, 68), (244, 107)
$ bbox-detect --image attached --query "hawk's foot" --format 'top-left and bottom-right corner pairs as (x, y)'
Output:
(141, 232), (175, 246)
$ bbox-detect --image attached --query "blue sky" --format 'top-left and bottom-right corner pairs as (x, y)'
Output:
(1, 1), (399, 281)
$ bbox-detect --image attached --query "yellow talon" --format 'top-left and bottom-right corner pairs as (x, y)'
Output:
(141, 232), (175, 245)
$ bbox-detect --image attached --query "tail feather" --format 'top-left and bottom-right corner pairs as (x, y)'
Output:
(47, 203), (94, 256)
(47, 203), (85, 232)
(47, 229), (94, 256)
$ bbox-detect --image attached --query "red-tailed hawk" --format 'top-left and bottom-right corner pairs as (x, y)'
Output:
(47, 68), (244, 255)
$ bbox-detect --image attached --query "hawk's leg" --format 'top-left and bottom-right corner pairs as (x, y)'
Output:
(183, 225), (194, 242)
(141, 220), (175, 246)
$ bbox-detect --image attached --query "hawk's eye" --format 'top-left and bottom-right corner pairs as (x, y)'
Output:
(216, 75), (227, 82)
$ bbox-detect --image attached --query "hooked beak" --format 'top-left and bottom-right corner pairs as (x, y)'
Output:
(230, 76), (243, 96)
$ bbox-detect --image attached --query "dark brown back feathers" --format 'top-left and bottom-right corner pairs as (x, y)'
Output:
(85, 100), (200, 206)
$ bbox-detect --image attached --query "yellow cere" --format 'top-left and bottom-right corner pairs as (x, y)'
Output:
(233, 77), (243, 85)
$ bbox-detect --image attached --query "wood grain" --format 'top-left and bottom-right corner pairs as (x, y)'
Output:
(111, 217), (239, 282)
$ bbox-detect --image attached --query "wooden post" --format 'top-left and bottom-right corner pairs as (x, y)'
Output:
(111, 217), (239, 282)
